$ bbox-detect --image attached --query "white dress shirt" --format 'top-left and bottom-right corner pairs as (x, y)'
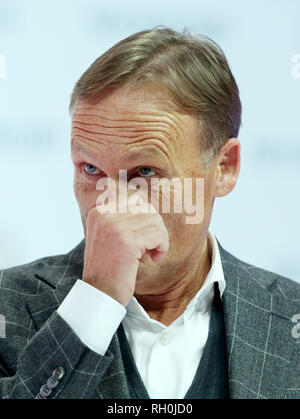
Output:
(57, 230), (226, 399)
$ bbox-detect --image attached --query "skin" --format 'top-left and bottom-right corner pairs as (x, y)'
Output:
(71, 83), (240, 326)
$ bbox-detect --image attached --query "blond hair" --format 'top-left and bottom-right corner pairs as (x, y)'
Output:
(69, 26), (242, 167)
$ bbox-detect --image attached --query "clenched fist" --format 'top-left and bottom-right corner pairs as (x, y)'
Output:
(82, 198), (169, 307)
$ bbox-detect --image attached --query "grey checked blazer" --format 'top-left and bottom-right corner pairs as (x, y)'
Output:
(0, 239), (299, 399)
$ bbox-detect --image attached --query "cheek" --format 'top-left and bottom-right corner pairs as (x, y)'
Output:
(203, 176), (216, 212)
(160, 213), (204, 263)
(163, 212), (201, 248)
(74, 178), (99, 216)
(159, 179), (213, 253)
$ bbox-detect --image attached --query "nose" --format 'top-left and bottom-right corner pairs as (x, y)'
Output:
(95, 171), (151, 210)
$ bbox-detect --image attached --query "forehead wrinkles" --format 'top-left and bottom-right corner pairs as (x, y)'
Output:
(71, 106), (185, 148)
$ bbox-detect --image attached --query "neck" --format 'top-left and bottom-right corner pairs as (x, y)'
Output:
(134, 235), (212, 326)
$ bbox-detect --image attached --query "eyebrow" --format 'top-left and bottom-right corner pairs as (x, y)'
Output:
(71, 140), (95, 154)
(126, 148), (167, 162)
(72, 140), (168, 164)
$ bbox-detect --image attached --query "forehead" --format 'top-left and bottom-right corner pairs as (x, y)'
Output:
(71, 84), (201, 160)
(73, 83), (179, 115)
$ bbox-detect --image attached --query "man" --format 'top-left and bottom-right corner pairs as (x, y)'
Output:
(0, 27), (299, 399)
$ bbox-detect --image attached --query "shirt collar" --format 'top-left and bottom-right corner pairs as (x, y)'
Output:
(198, 229), (226, 298)
(126, 229), (226, 319)
(185, 230), (226, 314)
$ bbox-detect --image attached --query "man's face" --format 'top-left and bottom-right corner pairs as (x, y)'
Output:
(71, 83), (218, 293)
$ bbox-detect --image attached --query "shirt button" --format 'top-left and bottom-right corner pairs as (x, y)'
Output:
(160, 333), (170, 345)
(39, 384), (52, 398)
(52, 367), (65, 381)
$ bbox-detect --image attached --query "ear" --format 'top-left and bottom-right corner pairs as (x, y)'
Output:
(214, 138), (241, 197)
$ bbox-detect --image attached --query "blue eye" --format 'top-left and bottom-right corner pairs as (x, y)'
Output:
(84, 164), (100, 175)
(138, 166), (157, 177)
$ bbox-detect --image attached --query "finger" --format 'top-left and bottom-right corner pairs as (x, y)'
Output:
(136, 226), (169, 254)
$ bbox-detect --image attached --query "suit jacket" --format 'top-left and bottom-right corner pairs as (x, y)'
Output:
(0, 239), (299, 399)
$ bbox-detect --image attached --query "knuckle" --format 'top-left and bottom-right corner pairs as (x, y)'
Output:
(116, 226), (133, 246)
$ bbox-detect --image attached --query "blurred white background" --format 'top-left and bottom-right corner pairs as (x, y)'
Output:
(0, 0), (299, 282)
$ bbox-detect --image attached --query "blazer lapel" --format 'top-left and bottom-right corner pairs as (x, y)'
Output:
(219, 243), (298, 399)
(26, 239), (86, 330)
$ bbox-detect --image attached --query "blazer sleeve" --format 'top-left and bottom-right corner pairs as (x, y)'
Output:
(0, 311), (115, 399)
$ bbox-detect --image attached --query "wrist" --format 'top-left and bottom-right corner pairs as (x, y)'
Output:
(82, 277), (131, 307)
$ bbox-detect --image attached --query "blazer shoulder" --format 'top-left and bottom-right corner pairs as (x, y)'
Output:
(1, 238), (86, 294)
(218, 242), (300, 300)
(0, 252), (69, 296)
